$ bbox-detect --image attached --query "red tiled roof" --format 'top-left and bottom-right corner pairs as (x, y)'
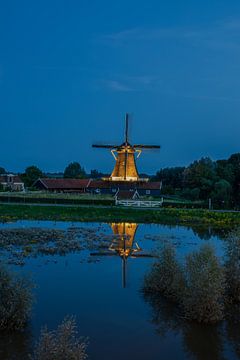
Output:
(38, 178), (90, 190)
(13, 176), (23, 183)
(137, 181), (161, 190)
(87, 180), (110, 189)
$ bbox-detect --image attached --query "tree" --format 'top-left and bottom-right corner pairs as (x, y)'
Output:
(0, 167), (6, 174)
(154, 167), (185, 191)
(21, 166), (43, 187)
(215, 160), (234, 184)
(183, 157), (217, 199)
(211, 179), (232, 206)
(64, 162), (86, 179)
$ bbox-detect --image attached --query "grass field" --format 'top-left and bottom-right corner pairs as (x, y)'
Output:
(0, 203), (239, 226)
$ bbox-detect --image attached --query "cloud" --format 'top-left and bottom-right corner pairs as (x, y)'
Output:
(104, 80), (133, 92)
(101, 18), (240, 51)
(100, 75), (159, 92)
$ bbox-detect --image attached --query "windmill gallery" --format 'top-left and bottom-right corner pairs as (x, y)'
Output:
(34, 114), (162, 198)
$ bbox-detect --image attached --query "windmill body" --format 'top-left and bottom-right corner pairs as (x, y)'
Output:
(92, 114), (160, 182)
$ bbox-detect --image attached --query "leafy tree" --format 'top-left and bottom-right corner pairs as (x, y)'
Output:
(211, 180), (232, 206)
(155, 167), (185, 190)
(64, 162), (86, 179)
(215, 160), (234, 184)
(21, 166), (43, 187)
(90, 169), (105, 179)
(183, 157), (217, 199)
(0, 167), (6, 174)
(227, 153), (240, 203)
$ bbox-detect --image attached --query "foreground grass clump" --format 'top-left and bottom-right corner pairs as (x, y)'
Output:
(0, 263), (33, 330)
(31, 317), (88, 360)
(144, 244), (226, 323)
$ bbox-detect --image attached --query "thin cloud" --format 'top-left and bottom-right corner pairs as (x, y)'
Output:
(104, 80), (133, 92)
(102, 18), (240, 50)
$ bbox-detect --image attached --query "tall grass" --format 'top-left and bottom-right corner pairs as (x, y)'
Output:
(31, 316), (88, 360)
(144, 244), (226, 323)
(0, 263), (33, 330)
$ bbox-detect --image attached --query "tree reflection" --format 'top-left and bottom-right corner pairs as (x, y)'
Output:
(143, 293), (240, 360)
(0, 326), (33, 360)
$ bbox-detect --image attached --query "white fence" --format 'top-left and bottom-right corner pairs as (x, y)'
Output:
(115, 199), (163, 208)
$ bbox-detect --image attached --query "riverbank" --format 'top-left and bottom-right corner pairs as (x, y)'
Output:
(0, 204), (240, 226)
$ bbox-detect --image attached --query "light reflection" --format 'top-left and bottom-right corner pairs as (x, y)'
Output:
(91, 222), (153, 288)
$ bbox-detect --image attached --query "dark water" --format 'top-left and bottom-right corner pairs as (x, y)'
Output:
(0, 220), (239, 360)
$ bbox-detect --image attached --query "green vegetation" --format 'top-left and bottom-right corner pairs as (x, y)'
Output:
(0, 263), (33, 330)
(21, 165), (43, 187)
(31, 317), (88, 360)
(143, 242), (238, 323)
(0, 192), (114, 206)
(64, 161), (86, 179)
(1, 204), (240, 226)
(154, 153), (240, 207)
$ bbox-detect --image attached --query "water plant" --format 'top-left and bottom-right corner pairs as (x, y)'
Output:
(182, 244), (225, 323)
(31, 316), (88, 360)
(225, 229), (240, 303)
(144, 244), (226, 323)
(0, 263), (33, 330)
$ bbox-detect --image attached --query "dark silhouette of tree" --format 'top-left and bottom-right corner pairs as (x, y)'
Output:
(64, 162), (86, 179)
(21, 166), (43, 187)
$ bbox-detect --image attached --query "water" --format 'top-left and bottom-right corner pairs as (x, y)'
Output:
(0, 220), (239, 360)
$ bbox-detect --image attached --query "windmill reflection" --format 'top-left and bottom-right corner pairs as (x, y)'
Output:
(91, 222), (152, 288)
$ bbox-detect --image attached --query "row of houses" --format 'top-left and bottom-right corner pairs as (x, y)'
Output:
(34, 178), (162, 197)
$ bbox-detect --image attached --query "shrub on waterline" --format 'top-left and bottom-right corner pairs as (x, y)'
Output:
(0, 263), (33, 330)
(143, 244), (226, 323)
(182, 244), (225, 323)
(144, 244), (185, 302)
(31, 316), (88, 360)
(225, 229), (240, 303)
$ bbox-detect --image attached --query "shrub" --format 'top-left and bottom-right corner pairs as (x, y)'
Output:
(0, 263), (33, 330)
(144, 244), (226, 323)
(31, 316), (88, 360)
(183, 244), (225, 323)
(144, 245), (185, 301)
(225, 230), (240, 303)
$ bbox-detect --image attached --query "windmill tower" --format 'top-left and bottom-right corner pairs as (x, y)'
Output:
(92, 113), (160, 182)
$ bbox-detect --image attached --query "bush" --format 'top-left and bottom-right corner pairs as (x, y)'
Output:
(144, 244), (226, 323)
(144, 245), (185, 301)
(31, 316), (88, 360)
(183, 244), (225, 323)
(0, 263), (33, 330)
(225, 230), (240, 303)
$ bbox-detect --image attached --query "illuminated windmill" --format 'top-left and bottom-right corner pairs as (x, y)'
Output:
(92, 113), (160, 181)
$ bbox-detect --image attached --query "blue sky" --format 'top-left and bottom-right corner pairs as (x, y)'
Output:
(1, 1), (240, 174)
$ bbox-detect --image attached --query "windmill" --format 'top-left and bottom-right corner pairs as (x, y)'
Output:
(92, 113), (160, 182)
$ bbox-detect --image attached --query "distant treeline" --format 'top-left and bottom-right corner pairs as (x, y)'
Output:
(153, 153), (240, 206)
(1, 154), (240, 207)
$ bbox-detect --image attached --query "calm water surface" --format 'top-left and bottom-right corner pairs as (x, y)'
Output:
(0, 220), (239, 360)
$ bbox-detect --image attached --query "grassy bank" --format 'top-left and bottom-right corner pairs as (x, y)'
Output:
(0, 204), (240, 226)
